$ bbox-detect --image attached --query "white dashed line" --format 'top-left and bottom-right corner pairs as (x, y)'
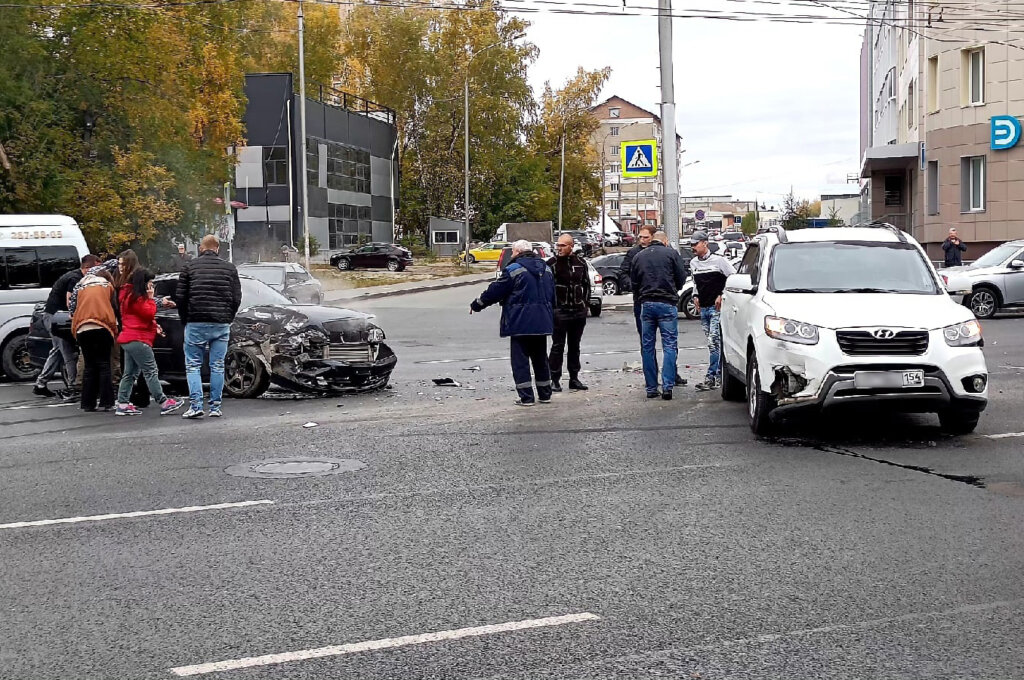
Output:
(0, 403), (76, 411)
(169, 612), (602, 676)
(983, 432), (1024, 439)
(0, 500), (275, 530)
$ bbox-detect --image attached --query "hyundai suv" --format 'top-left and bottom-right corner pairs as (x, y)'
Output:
(720, 225), (988, 435)
(941, 239), (1024, 319)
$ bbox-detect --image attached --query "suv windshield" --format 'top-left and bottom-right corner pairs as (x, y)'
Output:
(768, 242), (941, 294)
(970, 244), (1022, 268)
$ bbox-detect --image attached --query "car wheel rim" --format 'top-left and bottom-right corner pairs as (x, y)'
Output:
(387, 261), (398, 271)
(11, 340), (34, 378)
(972, 291), (994, 316)
(338, 260), (349, 270)
(603, 281), (617, 296)
(225, 351), (257, 393)
(686, 298), (697, 317)
(748, 364), (758, 419)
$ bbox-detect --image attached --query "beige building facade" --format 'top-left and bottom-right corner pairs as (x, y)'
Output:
(860, 0), (1024, 260)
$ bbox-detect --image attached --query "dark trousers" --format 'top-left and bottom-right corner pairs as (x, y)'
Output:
(510, 335), (552, 403)
(549, 316), (586, 381)
(78, 329), (114, 410)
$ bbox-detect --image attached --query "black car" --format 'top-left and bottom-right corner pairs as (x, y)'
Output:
(28, 274), (397, 398)
(330, 243), (413, 272)
(590, 253), (626, 296)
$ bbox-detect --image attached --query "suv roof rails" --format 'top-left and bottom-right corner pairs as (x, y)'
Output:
(755, 225), (788, 244)
(854, 221), (908, 243)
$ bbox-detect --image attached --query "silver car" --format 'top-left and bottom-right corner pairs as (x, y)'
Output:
(237, 262), (324, 305)
(943, 239), (1024, 319)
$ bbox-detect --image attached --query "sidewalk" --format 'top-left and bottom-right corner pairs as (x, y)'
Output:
(323, 271), (496, 303)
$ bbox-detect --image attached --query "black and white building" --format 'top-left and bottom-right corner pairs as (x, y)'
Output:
(232, 73), (398, 261)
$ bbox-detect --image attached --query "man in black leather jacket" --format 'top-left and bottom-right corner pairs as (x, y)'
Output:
(546, 234), (590, 392)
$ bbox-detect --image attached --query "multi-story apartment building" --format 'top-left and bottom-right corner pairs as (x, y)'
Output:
(589, 96), (683, 233)
(860, 0), (1024, 260)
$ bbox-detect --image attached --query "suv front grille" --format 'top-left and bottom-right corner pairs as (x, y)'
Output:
(836, 330), (929, 356)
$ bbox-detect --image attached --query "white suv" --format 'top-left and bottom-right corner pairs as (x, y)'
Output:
(720, 225), (988, 435)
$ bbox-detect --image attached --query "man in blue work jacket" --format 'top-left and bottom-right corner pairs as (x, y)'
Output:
(470, 239), (556, 406)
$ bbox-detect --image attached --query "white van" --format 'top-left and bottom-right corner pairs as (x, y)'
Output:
(0, 215), (90, 380)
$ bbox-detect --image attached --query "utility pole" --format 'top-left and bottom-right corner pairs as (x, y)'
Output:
(557, 123), (567, 231)
(658, 0), (680, 249)
(297, 0), (311, 271)
(464, 75), (471, 267)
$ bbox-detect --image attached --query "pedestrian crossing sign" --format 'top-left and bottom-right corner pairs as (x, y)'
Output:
(621, 139), (658, 178)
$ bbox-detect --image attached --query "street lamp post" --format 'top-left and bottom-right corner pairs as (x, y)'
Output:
(297, 0), (311, 271)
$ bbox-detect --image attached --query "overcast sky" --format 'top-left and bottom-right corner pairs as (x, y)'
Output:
(519, 4), (865, 206)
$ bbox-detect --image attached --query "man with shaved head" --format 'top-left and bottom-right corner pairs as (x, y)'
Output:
(630, 231), (688, 400)
(470, 240), (555, 406)
(546, 233), (590, 392)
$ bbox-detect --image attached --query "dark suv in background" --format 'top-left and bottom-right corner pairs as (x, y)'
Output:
(554, 230), (598, 257)
(330, 243), (413, 272)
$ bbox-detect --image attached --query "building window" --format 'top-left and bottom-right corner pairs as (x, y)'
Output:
(326, 142), (370, 194)
(927, 160), (939, 215)
(887, 67), (896, 100)
(884, 175), (903, 206)
(927, 55), (939, 112)
(610, 183), (619, 192)
(327, 203), (372, 249)
(961, 155), (986, 212)
(610, 126), (619, 136)
(609, 200), (619, 210)
(432, 231), (460, 244)
(263, 146), (288, 186)
(609, 107), (621, 118)
(966, 48), (985, 105)
(907, 80), (915, 129)
(306, 138), (319, 187)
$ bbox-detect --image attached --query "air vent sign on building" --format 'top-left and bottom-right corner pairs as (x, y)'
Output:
(621, 140), (658, 178)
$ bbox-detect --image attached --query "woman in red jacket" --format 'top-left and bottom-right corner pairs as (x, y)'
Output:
(114, 269), (183, 416)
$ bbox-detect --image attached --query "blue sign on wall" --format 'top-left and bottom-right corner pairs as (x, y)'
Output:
(991, 115), (1022, 150)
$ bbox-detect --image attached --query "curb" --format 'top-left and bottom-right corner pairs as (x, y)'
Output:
(324, 274), (492, 304)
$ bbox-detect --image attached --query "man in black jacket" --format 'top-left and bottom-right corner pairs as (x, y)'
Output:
(617, 226), (655, 336)
(174, 234), (242, 419)
(942, 227), (967, 267)
(630, 231), (688, 400)
(546, 234), (590, 392)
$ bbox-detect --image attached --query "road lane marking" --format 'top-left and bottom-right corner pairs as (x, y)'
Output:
(983, 432), (1024, 439)
(415, 348), (706, 365)
(169, 612), (601, 676)
(1, 402), (76, 411)
(0, 500), (275, 530)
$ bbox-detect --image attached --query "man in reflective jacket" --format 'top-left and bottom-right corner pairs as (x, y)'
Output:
(471, 240), (555, 406)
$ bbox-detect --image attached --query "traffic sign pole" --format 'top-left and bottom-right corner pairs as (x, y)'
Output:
(658, 0), (680, 250)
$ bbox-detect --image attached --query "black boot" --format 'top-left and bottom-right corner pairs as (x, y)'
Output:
(551, 379), (562, 392)
(568, 376), (588, 390)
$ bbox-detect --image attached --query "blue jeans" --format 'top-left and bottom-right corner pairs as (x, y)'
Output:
(700, 307), (722, 380)
(184, 323), (230, 408)
(640, 301), (678, 394)
(117, 341), (166, 404)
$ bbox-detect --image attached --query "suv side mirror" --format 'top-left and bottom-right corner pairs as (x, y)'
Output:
(726, 273), (755, 294)
(1010, 259), (1024, 269)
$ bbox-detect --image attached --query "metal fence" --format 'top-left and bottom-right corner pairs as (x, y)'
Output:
(300, 80), (396, 126)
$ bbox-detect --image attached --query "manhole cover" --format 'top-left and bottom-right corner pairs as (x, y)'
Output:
(225, 457), (366, 479)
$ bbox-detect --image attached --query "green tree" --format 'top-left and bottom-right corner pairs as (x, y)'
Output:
(740, 211), (758, 235)
(781, 190), (816, 230)
(826, 205), (844, 226)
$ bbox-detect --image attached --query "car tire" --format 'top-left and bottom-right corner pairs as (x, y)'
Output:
(1, 333), (36, 381)
(968, 286), (999, 319)
(678, 293), (697, 320)
(386, 258), (400, 272)
(721, 353), (746, 402)
(938, 408), (980, 434)
(224, 346), (270, 399)
(466, 254), (476, 264)
(602, 279), (619, 296)
(746, 351), (775, 436)
(589, 303), (602, 318)
(336, 258), (352, 271)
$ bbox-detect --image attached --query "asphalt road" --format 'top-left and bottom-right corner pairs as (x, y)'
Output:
(3, 288), (1024, 680)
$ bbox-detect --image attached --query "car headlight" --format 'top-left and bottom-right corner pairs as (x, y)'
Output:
(367, 326), (385, 344)
(942, 320), (982, 347)
(764, 316), (819, 345)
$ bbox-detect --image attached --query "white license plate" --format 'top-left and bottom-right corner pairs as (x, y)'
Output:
(853, 370), (925, 389)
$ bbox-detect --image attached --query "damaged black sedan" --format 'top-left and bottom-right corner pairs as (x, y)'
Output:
(28, 273), (396, 399)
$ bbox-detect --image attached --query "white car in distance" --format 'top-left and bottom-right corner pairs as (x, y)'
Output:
(720, 225), (988, 435)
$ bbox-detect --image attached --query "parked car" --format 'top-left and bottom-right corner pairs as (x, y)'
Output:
(330, 243), (413, 272)
(461, 242), (509, 263)
(495, 243), (553, 274)
(237, 262), (324, 305)
(599, 231), (621, 247)
(676, 255), (741, 320)
(614, 231), (636, 247)
(718, 231), (746, 242)
(719, 224), (986, 435)
(28, 273), (397, 398)
(590, 253), (626, 296)
(554, 230), (598, 257)
(941, 239), (1024, 319)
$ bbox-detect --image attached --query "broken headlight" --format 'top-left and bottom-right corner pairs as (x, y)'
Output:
(942, 320), (982, 347)
(764, 316), (819, 345)
(367, 326), (385, 344)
